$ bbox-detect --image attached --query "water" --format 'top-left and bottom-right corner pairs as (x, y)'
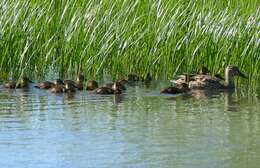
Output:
(0, 81), (260, 168)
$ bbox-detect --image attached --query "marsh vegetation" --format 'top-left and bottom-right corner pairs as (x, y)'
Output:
(0, 0), (259, 83)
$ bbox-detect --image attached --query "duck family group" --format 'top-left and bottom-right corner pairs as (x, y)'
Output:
(2, 65), (248, 95)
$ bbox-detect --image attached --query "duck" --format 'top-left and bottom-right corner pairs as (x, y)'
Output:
(63, 74), (85, 90)
(197, 66), (211, 75)
(171, 67), (225, 86)
(34, 81), (55, 89)
(103, 80), (126, 90)
(96, 82), (122, 94)
(161, 83), (190, 94)
(86, 80), (99, 90)
(50, 79), (65, 93)
(4, 76), (33, 89)
(63, 82), (76, 93)
(188, 65), (247, 90)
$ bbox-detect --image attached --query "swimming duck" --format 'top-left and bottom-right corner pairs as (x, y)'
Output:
(4, 76), (33, 89)
(189, 65), (247, 90)
(86, 80), (99, 90)
(171, 69), (225, 86)
(63, 74), (85, 90)
(63, 82), (76, 93)
(103, 80), (126, 90)
(50, 79), (65, 93)
(161, 83), (190, 94)
(34, 81), (55, 89)
(96, 82), (122, 94)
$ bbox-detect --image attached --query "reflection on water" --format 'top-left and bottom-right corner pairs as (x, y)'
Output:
(0, 81), (260, 168)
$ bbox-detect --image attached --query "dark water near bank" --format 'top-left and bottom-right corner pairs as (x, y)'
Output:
(0, 81), (260, 168)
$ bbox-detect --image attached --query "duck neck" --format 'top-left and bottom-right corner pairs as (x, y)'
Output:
(224, 68), (234, 88)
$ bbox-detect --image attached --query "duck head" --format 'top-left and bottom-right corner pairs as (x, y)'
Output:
(226, 65), (248, 79)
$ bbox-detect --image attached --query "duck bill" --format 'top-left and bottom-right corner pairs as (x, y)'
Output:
(238, 71), (248, 79)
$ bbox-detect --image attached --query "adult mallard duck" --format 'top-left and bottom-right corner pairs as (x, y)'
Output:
(161, 83), (190, 94)
(5, 76), (33, 89)
(188, 65), (247, 90)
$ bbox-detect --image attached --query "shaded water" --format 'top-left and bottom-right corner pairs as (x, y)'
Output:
(0, 81), (260, 168)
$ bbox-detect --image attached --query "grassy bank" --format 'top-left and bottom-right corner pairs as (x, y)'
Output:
(0, 0), (259, 81)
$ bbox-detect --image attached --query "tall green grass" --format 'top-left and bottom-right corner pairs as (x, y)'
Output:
(0, 0), (259, 81)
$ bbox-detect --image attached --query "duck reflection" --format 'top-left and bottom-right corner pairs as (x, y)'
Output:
(112, 94), (124, 105)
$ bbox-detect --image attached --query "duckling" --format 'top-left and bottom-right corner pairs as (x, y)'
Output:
(64, 74), (85, 90)
(86, 80), (98, 90)
(170, 74), (190, 86)
(34, 81), (55, 89)
(117, 79), (128, 85)
(63, 82), (76, 93)
(103, 80), (126, 90)
(96, 86), (114, 94)
(5, 76), (33, 89)
(96, 82), (122, 94)
(75, 74), (85, 90)
(161, 83), (190, 94)
(50, 79), (65, 93)
(189, 65), (248, 90)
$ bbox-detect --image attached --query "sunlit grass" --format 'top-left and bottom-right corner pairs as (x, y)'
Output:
(0, 0), (259, 82)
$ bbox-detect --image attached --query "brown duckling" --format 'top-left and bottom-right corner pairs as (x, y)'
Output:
(63, 82), (76, 93)
(96, 82), (122, 94)
(96, 86), (114, 94)
(75, 74), (85, 90)
(5, 76), (33, 89)
(50, 79), (65, 93)
(64, 74), (85, 90)
(86, 80), (99, 90)
(34, 81), (55, 89)
(103, 80), (126, 91)
(161, 83), (190, 94)
(117, 78), (129, 85)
